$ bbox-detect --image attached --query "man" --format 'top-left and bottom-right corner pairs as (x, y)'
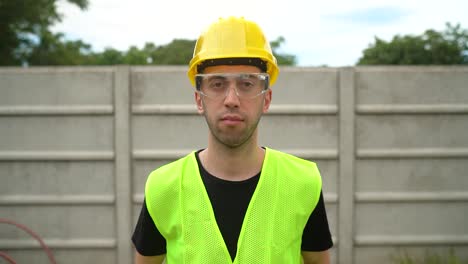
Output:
(132, 17), (333, 263)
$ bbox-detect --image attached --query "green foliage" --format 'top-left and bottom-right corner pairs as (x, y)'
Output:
(95, 37), (296, 66)
(150, 39), (196, 65)
(123, 46), (149, 65)
(391, 249), (468, 264)
(1, 1), (296, 66)
(88, 37), (296, 66)
(0, 0), (88, 65)
(83, 40), (196, 66)
(358, 23), (468, 65)
(91, 48), (124, 65)
(270, 36), (297, 65)
(26, 29), (93, 65)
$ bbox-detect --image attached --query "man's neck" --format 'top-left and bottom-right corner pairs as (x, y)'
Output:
(199, 139), (265, 181)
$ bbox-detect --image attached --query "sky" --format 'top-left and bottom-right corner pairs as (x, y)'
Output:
(51, 0), (468, 66)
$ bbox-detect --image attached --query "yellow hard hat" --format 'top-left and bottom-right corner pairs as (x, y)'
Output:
(188, 17), (279, 87)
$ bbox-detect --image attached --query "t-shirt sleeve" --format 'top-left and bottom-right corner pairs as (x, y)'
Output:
(301, 190), (334, 251)
(131, 197), (167, 256)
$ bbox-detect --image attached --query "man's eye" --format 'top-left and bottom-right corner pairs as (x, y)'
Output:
(210, 80), (225, 89)
(242, 81), (254, 87)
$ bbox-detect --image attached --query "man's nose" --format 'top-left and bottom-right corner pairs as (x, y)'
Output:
(223, 83), (240, 107)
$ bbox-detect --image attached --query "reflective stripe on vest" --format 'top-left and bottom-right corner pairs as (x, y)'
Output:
(145, 148), (322, 264)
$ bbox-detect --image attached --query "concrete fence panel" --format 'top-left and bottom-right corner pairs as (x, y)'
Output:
(1, 66), (467, 264)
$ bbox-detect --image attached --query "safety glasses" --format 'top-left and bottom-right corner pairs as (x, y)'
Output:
(195, 73), (270, 99)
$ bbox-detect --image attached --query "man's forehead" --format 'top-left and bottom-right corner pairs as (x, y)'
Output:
(203, 65), (262, 74)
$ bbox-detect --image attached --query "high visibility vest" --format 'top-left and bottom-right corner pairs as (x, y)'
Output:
(145, 148), (322, 263)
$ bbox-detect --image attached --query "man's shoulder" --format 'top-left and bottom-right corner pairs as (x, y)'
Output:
(266, 147), (321, 182)
(265, 148), (323, 207)
(145, 152), (196, 188)
(266, 148), (318, 168)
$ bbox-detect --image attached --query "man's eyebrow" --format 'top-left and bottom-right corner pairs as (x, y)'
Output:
(206, 75), (227, 81)
(239, 73), (258, 79)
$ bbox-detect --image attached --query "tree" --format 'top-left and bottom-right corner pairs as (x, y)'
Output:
(357, 23), (468, 65)
(1, 1), (298, 66)
(26, 29), (93, 65)
(123, 46), (150, 65)
(81, 40), (195, 65)
(150, 39), (196, 65)
(91, 48), (125, 65)
(270, 36), (297, 65)
(0, 0), (88, 65)
(87, 37), (297, 66)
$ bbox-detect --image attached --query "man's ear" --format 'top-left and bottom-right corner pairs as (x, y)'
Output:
(262, 89), (272, 113)
(195, 92), (204, 114)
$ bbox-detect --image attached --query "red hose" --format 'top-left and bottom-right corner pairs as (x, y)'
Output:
(0, 251), (16, 264)
(0, 218), (57, 264)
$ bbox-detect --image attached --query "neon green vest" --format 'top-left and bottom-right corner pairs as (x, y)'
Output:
(145, 148), (322, 263)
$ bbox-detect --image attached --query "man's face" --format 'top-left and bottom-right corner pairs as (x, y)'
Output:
(195, 65), (272, 148)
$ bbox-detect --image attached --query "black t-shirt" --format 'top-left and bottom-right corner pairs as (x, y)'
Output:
(132, 151), (333, 260)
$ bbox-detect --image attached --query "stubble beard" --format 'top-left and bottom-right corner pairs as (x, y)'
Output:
(203, 110), (262, 149)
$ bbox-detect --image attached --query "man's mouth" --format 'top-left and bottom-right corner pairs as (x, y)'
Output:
(221, 114), (244, 124)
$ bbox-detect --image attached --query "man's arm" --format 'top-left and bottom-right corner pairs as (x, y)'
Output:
(301, 190), (333, 264)
(132, 199), (167, 262)
(302, 250), (330, 264)
(135, 251), (166, 264)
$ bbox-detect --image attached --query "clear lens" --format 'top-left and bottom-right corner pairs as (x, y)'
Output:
(195, 73), (269, 99)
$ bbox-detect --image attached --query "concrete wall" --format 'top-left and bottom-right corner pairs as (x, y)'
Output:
(1, 66), (467, 264)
